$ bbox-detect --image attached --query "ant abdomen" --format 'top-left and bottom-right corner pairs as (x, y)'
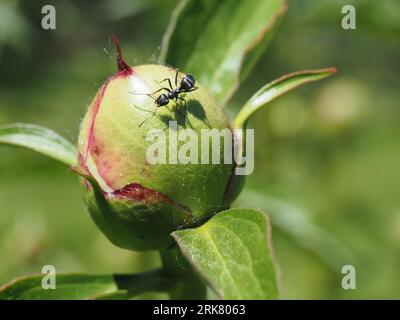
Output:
(180, 74), (195, 92)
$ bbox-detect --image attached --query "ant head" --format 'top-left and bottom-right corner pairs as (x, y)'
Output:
(156, 93), (169, 106)
(180, 74), (196, 91)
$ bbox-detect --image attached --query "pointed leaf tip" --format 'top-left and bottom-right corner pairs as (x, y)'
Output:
(234, 67), (337, 130)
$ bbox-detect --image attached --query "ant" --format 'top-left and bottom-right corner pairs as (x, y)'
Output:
(136, 69), (197, 127)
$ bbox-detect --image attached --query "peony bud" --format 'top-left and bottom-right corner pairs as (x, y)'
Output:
(75, 35), (243, 250)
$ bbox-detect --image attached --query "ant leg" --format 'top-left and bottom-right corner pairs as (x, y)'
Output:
(129, 88), (170, 99)
(150, 87), (171, 95)
(176, 97), (187, 121)
(177, 97), (187, 109)
(174, 69), (179, 87)
(156, 78), (173, 91)
(186, 86), (198, 92)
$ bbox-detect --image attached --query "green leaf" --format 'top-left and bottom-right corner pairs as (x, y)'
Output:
(0, 274), (119, 300)
(172, 208), (279, 299)
(0, 270), (178, 300)
(160, 0), (287, 106)
(234, 68), (337, 130)
(0, 123), (76, 166)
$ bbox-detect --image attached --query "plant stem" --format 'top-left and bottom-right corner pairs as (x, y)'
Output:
(159, 245), (207, 300)
(113, 269), (180, 299)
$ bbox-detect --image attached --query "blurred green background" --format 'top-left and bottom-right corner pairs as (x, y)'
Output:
(0, 0), (399, 299)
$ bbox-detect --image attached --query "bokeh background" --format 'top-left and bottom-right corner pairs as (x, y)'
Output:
(0, 0), (399, 299)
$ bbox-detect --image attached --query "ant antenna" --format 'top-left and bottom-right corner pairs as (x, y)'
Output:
(129, 91), (155, 100)
(139, 110), (157, 128)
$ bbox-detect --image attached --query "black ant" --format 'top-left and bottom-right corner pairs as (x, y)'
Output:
(136, 69), (197, 127)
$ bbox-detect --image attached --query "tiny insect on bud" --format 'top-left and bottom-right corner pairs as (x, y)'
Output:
(75, 35), (244, 250)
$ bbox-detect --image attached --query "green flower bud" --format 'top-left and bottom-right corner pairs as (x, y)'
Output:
(76, 36), (244, 250)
